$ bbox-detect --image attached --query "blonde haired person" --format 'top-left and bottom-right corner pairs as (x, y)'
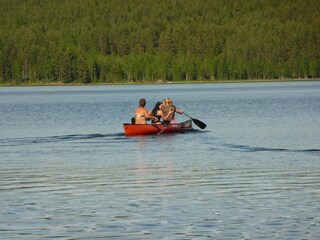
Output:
(160, 98), (184, 124)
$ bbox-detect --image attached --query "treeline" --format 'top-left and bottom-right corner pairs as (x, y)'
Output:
(0, 0), (319, 84)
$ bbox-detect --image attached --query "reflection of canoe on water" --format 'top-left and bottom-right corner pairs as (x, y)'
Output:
(123, 120), (193, 136)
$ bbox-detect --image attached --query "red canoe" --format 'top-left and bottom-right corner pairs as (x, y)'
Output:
(123, 120), (193, 136)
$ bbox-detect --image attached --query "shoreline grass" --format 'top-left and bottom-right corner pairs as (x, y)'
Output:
(0, 78), (319, 87)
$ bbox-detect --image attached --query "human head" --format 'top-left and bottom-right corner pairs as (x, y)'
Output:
(139, 98), (146, 107)
(155, 101), (162, 109)
(163, 98), (173, 106)
(151, 101), (162, 115)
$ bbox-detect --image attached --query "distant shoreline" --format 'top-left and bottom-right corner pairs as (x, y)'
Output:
(0, 78), (319, 87)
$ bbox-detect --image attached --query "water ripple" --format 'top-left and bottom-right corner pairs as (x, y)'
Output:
(0, 133), (126, 147)
(220, 143), (320, 154)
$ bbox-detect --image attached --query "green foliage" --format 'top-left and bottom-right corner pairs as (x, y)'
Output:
(0, 0), (319, 84)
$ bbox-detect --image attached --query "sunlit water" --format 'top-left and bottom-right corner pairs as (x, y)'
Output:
(1, 82), (320, 239)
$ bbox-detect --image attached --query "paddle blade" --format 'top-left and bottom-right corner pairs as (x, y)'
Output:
(191, 118), (206, 129)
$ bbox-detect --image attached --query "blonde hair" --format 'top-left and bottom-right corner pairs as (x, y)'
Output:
(163, 98), (173, 106)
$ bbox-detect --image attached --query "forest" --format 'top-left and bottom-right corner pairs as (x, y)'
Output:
(0, 0), (319, 85)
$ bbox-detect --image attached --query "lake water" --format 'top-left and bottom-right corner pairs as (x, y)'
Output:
(1, 82), (319, 239)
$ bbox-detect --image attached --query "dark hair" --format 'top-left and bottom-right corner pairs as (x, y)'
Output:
(151, 101), (162, 116)
(139, 98), (146, 107)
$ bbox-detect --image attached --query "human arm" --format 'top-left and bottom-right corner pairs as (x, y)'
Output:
(175, 108), (184, 114)
(145, 109), (158, 120)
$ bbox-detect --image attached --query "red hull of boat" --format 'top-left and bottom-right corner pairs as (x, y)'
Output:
(123, 120), (193, 136)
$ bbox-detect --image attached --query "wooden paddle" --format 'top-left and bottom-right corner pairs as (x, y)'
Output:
(184, 113), (207, 129)
(157, 121), (170, 135)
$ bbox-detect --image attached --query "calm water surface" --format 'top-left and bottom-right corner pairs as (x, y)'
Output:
(1, 82), (320, 239)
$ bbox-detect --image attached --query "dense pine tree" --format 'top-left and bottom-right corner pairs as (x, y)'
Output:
(0, 0), (319, 84)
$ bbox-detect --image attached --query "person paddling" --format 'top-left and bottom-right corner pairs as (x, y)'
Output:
(160, 98), (184, 125)
(134, 98), (156, 124)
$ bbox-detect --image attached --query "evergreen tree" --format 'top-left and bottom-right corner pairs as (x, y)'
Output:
(0, 0), (319, 84)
